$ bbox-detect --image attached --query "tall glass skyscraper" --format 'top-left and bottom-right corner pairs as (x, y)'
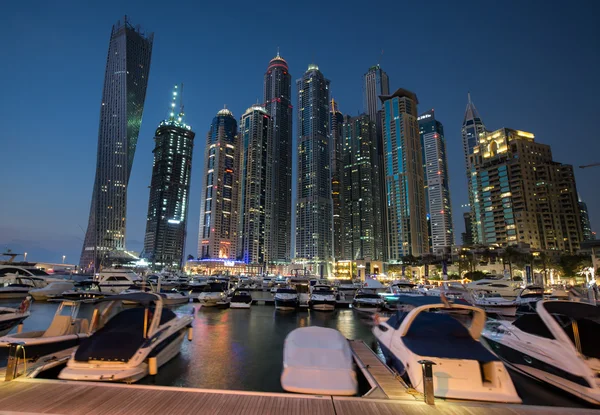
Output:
(142, 85), (195, 269)
(341, 114), (384, 264)
(330, 98), (344, 261)
(419, 109), (454, 255)
(461, 93), (486, 170)
(295, 64), (332, 275)
(238, 104), (272, 265)
(80, 17), (153, 271)
(363, 64), (390, 121)
(264, 52), (293, 263)
(380, 88), (429, 260)
(198, 107), (239, 260)
(579, 195), (595, 241)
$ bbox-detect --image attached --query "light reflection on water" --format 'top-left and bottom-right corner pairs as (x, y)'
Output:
(1, 300), (376, 392)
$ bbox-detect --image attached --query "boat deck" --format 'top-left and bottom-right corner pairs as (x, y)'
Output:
(0, 378), (597, 414)
(349, 339), (415, 400)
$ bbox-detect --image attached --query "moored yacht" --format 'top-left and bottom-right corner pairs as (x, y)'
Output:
(230, 289), (253, 309)
(482, 300), (600, 405)
(373, 300), (521, 403)
(59, 292), (193, 383)
(197, 282), (229, 307)
(289, 278), (310, 308)
(92, 268), (141, 294)
(0, 276), (55, 299)
(0, 298), (31, 336)
(470, 291), (517, 317)
(309, 285), (336, 311)
(274, 287), (298, 311)
(466, 275), (521, 299)
(352, 289), (384, 313)
(29, 280), (75, 301)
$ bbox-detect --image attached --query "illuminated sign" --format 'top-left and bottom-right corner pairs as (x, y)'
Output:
(417, 113), (432, 121)
(224, 261), (235, 267)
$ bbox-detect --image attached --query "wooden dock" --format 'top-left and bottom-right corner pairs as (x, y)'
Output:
(349, 339), (415, 400)
(0, 378), (597, 414)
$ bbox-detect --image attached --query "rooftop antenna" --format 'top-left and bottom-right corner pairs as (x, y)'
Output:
(179, 83), (184, 116)
(276, 46), (280, 57)
(168, 85), (177, 120)
(467, 91), (472, 105)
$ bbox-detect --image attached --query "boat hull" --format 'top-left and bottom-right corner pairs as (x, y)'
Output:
(309, 300), (336, 311)
(0, 334), (87, 365)
(275, 298), (298, 310)
(230, 302), (251, 309)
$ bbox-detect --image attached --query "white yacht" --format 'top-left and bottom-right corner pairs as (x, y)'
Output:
(466, 276), (521, 299)
(336, 283), (357, 302)
(281, 327), (358, 396)
(373, 301), (520, 403)
(158, 290), (190, 306)
(59, 292), (193, 383)
(29, 280), (75, 301)
(230, 290), (253, 309)
(470, 291), (518, 317)
(0, 301), (90, 362)
(274, 287), (298, 311)
(0, 276), (54, 299)
(197, 282), (229, 307)
(0, 265), (53, 278)
(92, 268), (141, 294)
(289, 278), (310, 308)
(352, 290), (384, 313)
(482, 300), (600, 405)
(309, 285), (336, 311)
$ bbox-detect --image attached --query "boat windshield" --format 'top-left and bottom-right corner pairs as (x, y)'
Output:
(313, 288), (333, 294)
(205, 283), (224, 292)
(25, 268), (50, 276)
(277, 289), (297, 294)
(356, 293), (380, 299)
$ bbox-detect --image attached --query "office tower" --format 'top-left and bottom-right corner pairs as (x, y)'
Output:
(330, 98), (345, 260)
(380, 88), (429, 260)
(341, 114), (384, 265)
(295, 64), (332, 274)
(198, 107), (240, 260)
(579, 196), (595, 241)
(263, 52), (293, 263)
(461, 211), (474, 245)
(238, 104), (272, 265)
(419, 109), (454, 255)
(80, 17), (153, 271)
(142, 85), (195, 269)
(470, 128), (583, 252)
(363, 64), (390, 121)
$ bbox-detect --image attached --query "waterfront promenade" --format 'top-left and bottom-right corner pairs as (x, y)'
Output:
(0, 378), (597, 414)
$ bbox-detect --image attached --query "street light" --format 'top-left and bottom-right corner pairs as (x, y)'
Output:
(62, 255), (66, 264)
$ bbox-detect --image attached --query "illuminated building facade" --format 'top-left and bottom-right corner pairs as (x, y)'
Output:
(470, 128), (583, 252)
(330, 98), (345, 261)
(264, 52), (293, 263)
(418, 109), (454, 255)
(380, 88), (429, 260)
(80, 17), (153, 271)
(363, 64), (390, 122)
(238, 104), (272, 265)
(579, 196), (595, 241)
(341, 114), (384, 268)
(198, 107), (239, 260)
(143, 85), (195, 269)
(295, 64), (333, 275)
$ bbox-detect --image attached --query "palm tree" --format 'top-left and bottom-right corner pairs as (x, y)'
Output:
(501, 246), (526, 280)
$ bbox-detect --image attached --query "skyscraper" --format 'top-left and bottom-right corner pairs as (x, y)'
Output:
(341, 114), (384, 267)
(461, 93), (486, 170)
(470, 128), (583, 252)
(363, 64), (390, 121)
(579, 195), (595, 241)
(264, 52), (293, 264)
(198, 107), (239, 260)
(419, 109), (454, 255)
(380, 88), (429, 260)
(461, 211), (474, 245)
(238, 104), (272, 265)
(142, 85), (195, 269)
(330, 98), (345, 261)
(295, 64), (332, 274)
(80, 17), (153, 270)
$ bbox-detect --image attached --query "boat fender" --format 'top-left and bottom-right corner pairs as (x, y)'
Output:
(187, 327), (193, 341)
(373, 313), (381, 325)
(148, 357), (158, 376)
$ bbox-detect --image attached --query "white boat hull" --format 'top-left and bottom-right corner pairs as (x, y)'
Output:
(230, 302), (251, 309)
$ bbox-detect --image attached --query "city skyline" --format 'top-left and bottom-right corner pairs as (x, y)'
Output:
(2, 1), (599, 264)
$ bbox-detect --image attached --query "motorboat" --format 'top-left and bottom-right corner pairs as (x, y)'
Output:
(373, 301), (520, 403)
(59, 292), (193, 383)
(281, 327), (357, 395)
(0, 265), (52, 278)
(482, 301), (600, 405)
(289, 278), (310, 308)
(0, 276), (56, 299)
(274, 288), (298, 311)
(309, 285), (336, 311)
(92, 268), (141, 294)
(514, 285), (546, 314)
(0, 298), (31, 336)
(146, 274), (179, 290)
(197, 282), (229, 307)
(470, 291), (517, 317)
(466, 275), (521, 299)
(425, 282), (469, 300)
(29, 280), (75, 301)
(230, 290), (253, 309)
(352, 290), (384, 313)
(336, 283), (357, 302)
(0, 300), (91, 367)
(159, 290), (190, 306)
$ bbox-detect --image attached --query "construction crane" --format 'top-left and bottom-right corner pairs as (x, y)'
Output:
(579, 163), (600, 169)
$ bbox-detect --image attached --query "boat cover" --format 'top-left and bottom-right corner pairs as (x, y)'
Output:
(402, 312), (498, 363)
(387, 295), (468, 306)
(93, 292), (161, 306)
(281, 327), (357, 395)
(74, 307), (175, 362)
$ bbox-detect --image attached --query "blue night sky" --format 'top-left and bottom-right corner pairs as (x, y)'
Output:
(1, 0), (599, 264)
